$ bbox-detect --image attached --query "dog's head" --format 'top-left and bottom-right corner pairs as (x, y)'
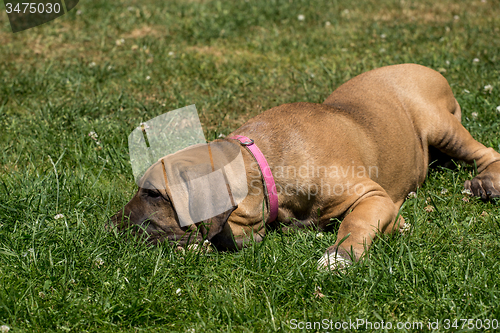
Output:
(111, 141), (246, 247)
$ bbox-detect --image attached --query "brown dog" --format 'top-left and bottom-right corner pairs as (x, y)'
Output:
(112, 64), (500, 270)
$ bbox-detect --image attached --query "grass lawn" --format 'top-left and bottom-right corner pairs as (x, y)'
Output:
(1, 0), (500, 331)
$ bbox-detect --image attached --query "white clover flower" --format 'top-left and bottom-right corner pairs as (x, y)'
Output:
(462, 188), (472, 195)
(89, 62), (96, 68)
(424, 205), (434, 213)
(473, 58), (480, 63)
(76, 10), (82, 15)
(202, 240), (214, 253)
(0, 325), (10, 333)
(380, 33), (386, 39)
(441, 188), (448, 195)
(168, 51), (174, 56)
(325, 21), (331, 27)
(146, 76), (151, 81)
(176, 288), (182, 296)
(496, 106), (500, 113)
(445, 60), (450, 65)
(453, 15), (460, 20)
(407, 192), (417, 199)
(484, 84), (493, 93)
(140, 122), (150, 130)
(95, 257), (104, 267)
(471, 112), (478, 119)
(54, 214), (64, 219)
(400, 222), (411, 235)
(115, 39), (125, 46)
(314, 286), (325, 298)
(297, 14), (305, 21)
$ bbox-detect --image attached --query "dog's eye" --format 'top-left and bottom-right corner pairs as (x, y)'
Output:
(145, 189), (162, 198)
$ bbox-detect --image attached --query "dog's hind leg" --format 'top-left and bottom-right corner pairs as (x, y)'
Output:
(425, 99), (500, 199)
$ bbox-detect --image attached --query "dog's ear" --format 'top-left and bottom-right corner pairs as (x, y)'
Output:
(198, 205), (237, 240)
(177, 162), (237, 229)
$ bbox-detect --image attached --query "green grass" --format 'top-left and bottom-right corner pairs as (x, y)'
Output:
(1, 0), (500, 331)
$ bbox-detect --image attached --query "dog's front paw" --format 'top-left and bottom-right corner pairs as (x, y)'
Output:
(317, 249), (352, 271)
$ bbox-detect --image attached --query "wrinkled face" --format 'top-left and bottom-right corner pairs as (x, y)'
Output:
(110, 161), (202, 245)
(111, 141), (250, 247)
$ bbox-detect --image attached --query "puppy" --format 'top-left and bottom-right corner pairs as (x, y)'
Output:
(112, 64), (500, 270)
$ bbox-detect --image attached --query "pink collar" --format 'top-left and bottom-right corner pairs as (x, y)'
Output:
(229, 135), (278, 223)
